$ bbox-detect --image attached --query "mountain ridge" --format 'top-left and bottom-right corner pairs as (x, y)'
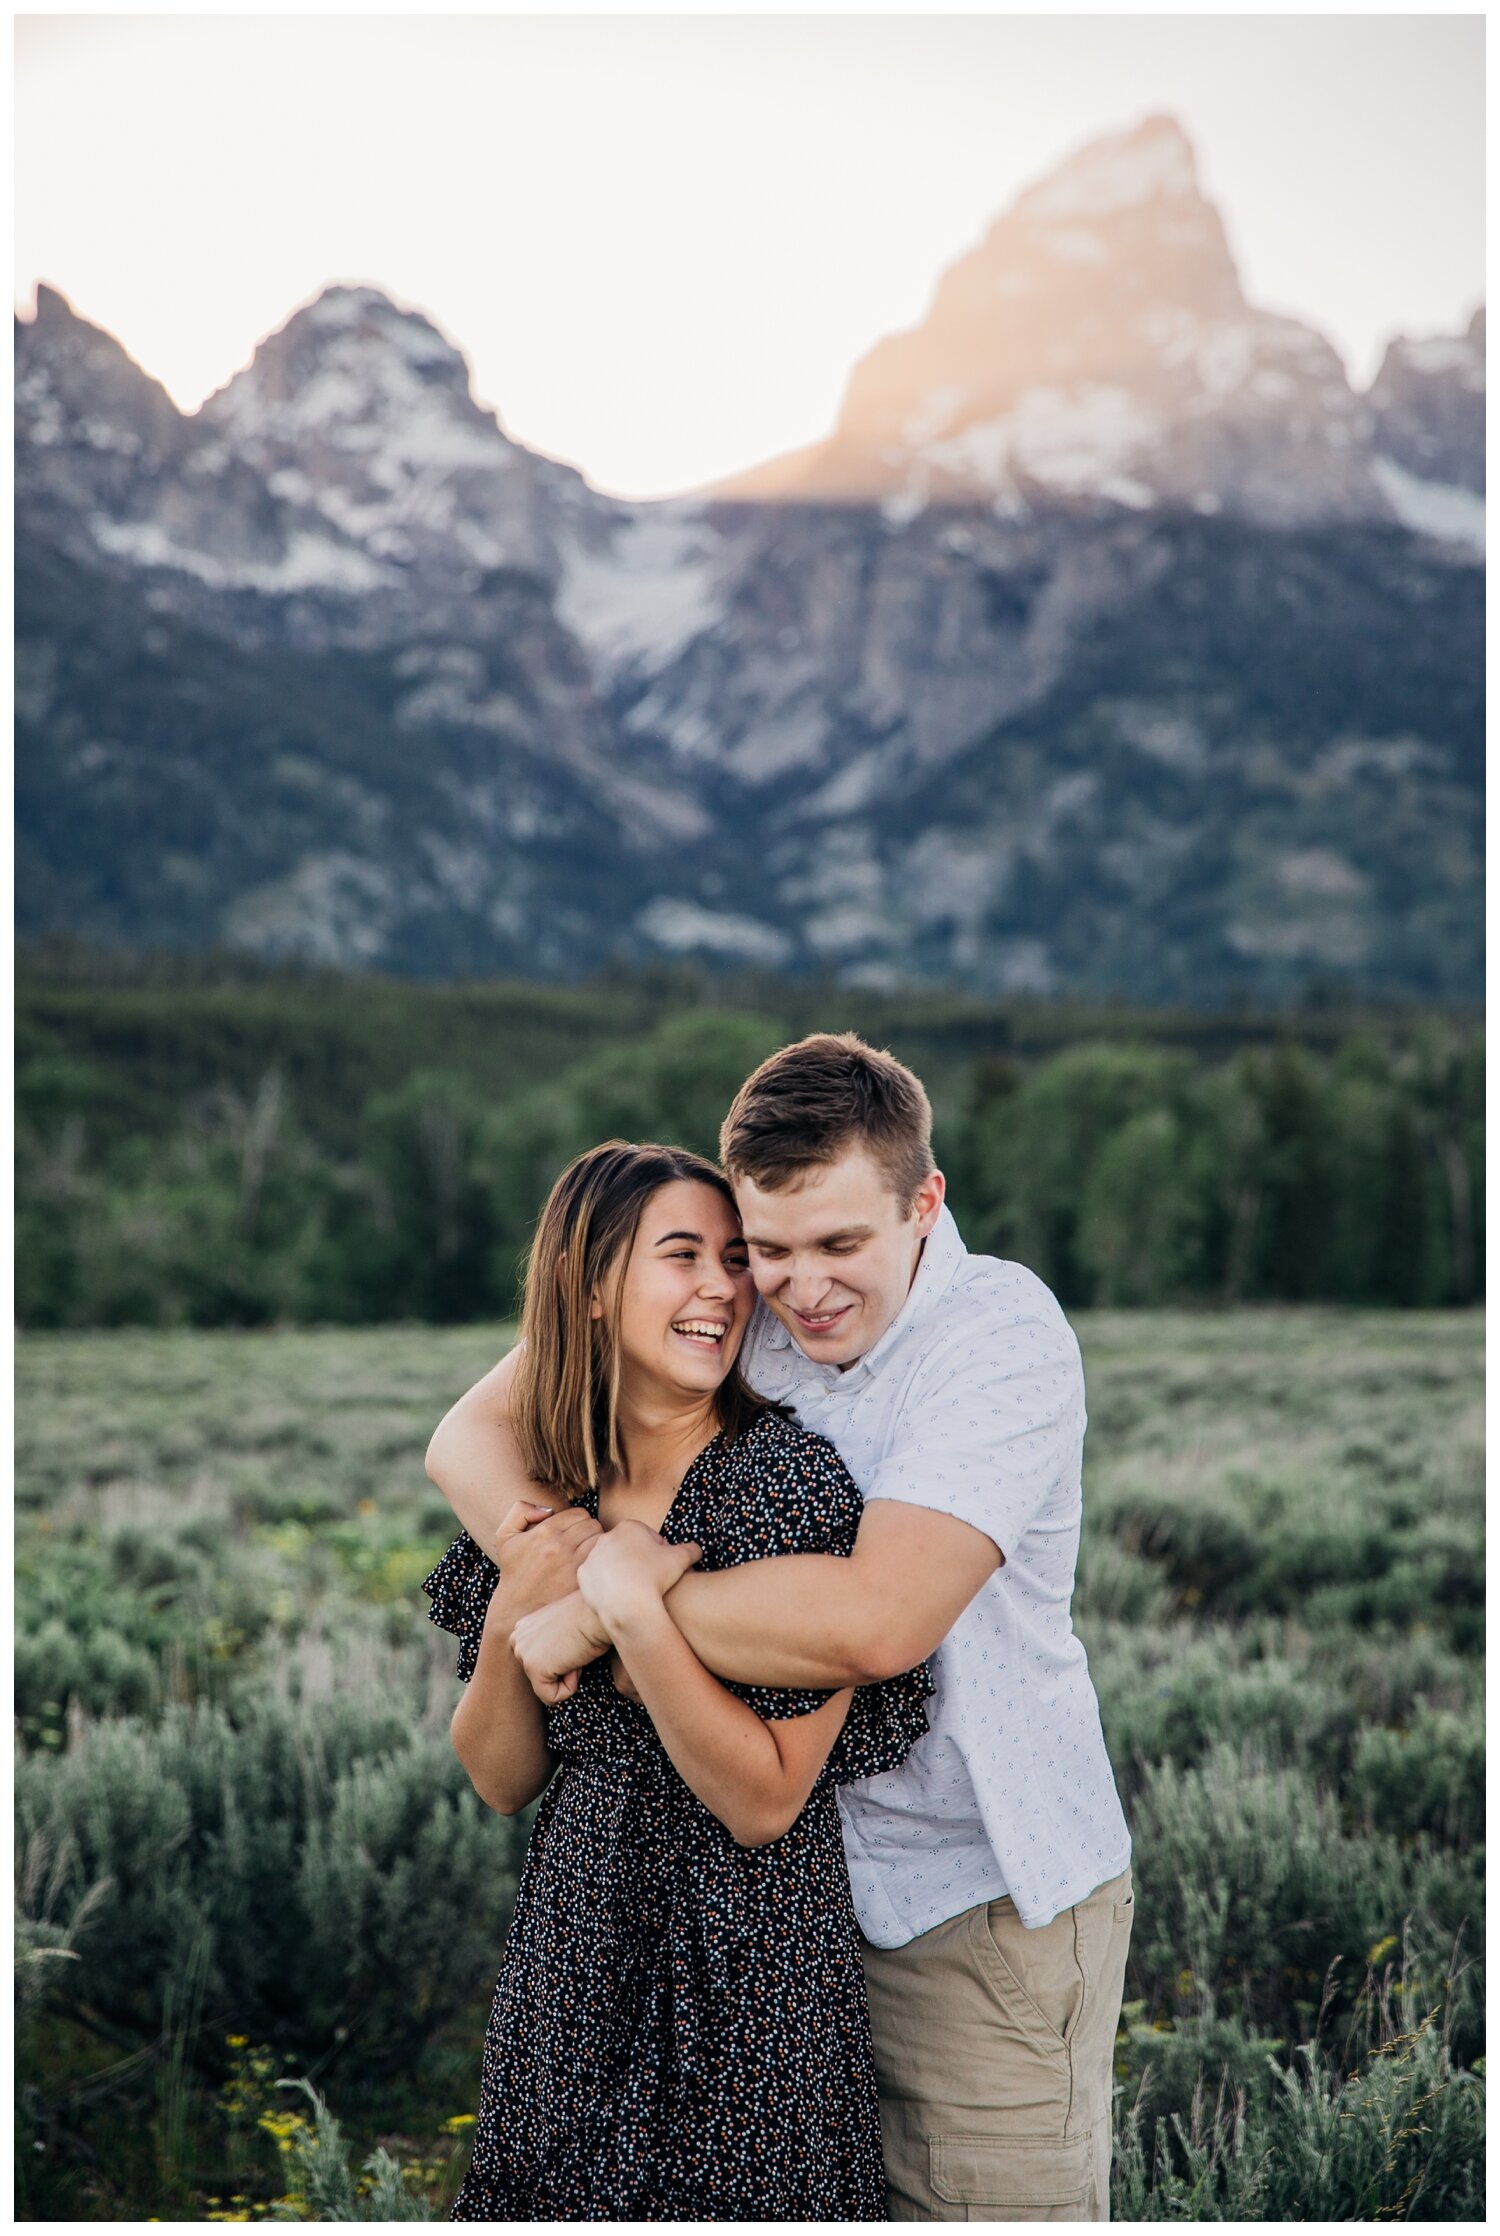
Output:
(14, 112), (1485, 1003)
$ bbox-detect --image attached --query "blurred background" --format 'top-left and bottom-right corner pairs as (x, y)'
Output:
(14, 11), (1485, 2224)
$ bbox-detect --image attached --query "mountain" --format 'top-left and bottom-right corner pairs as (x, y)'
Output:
(14, 115), (1485, 1003)
(714, 115), (1477, 540)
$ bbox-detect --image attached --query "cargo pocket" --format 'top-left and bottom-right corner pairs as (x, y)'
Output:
(929, 2131), (1093, 2218)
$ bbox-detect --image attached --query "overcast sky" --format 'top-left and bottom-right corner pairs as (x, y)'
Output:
(15, 11), (1486, 498)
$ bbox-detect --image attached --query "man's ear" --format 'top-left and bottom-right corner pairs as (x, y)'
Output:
(911, 1169), (946, 1237)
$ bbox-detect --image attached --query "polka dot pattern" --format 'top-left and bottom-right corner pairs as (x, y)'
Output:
(423, 1408), (933, 2221)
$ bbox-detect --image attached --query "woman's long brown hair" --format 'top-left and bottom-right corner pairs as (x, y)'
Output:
(510, 1141), (769, 1494)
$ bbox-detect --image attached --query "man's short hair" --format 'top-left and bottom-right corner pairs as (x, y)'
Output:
(719, 1032), (935, 1212)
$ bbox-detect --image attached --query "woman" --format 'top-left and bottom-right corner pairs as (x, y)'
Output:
(423, 1140), (932, 2221)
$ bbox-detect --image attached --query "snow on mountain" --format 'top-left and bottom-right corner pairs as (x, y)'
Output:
(714, 113), (1475, 544)
(198, 285), (568, 577)
(14, 118), (1485, 999)
(554, 503), (729, 678)
(1366, 305), (1484, 546)
(1369, 457), (1485, 553)
(1014, 115), (1199, 220)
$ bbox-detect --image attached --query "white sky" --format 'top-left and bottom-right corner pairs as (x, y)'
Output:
(14, 10), (1487, 500)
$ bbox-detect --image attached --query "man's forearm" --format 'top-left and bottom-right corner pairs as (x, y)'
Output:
(665, 1553), (901, 1690)
(426, 1352), (536, 1549)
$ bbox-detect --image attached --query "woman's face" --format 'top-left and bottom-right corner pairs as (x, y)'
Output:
(601, 1179), (756, 1405)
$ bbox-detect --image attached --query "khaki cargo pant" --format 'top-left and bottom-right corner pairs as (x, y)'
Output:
(861, 1868), (1134, 2221)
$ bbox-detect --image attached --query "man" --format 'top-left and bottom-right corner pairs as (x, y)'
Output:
(426, 1033), (1133, 2221)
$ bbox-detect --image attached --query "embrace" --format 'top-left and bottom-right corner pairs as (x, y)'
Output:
(422, 1033), (1133, 2221)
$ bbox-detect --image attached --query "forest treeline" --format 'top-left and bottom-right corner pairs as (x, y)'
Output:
(16, 951), (1482, 1326)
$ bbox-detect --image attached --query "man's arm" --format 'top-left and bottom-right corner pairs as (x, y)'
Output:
(425, 1345), (539, 1546)
(579, 1524), (857, 1847)
(676, 1302), (1079, 1688)
(665, 1498), (1000, 1687)
(510, 1498), (1001, 1699)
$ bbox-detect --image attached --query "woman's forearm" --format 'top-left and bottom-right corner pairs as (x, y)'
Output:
(606, 1596), (848, 1846)
(451, 1591), (557, 1814)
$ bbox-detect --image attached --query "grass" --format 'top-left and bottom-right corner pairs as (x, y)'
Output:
(15, 1309), (1484, 2220)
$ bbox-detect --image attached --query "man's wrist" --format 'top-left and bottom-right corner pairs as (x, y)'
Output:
(598, 1591), (676, 1657)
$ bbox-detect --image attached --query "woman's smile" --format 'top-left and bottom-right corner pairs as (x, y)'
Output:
(670, 1316), (732, 1351)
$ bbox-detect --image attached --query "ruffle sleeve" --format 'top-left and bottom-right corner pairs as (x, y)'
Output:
(723, 1663), (933, 1786)
(422, 1529), (500, 1683)
(824, 1661), (934, 1786)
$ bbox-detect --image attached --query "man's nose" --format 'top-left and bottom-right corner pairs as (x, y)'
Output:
(785, 1265), (831, 1310)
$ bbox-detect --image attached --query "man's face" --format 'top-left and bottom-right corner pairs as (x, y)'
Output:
(734, 1145), (945, 1369)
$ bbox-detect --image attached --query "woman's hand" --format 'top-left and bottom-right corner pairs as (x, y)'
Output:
(511, 1591), (614, 1704)
(489, 1499), (603, 1630)
(575, 1522), (704, 1630)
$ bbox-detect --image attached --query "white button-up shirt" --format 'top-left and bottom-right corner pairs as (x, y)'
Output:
(740, 1203), (1130, 1941)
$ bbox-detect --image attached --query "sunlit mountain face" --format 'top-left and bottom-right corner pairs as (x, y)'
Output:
(14, 115), (1484, 1001)
(715, 114), (1481, 539)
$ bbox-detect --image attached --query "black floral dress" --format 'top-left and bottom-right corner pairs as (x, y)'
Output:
(423, 1408), (933, 2223)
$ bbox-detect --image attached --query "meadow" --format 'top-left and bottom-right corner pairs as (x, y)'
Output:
(15, 1310), (1485, 2220)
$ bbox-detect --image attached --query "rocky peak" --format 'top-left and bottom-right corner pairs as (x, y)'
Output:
(1368, 307), (1484, 443)
(720, 113), (1380, 529)
(1364, 304), (1485, 541)
(197, 284), (571, 578)
(200, 285), (488, 447)
(1011, 111), (1200, 219)
(15, 282), (186, 466)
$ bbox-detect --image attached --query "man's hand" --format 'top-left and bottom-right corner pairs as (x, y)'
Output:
(489, 1499), (602, 1628)
(511, 1591), (613, 1704)
(576, 1522), (704, 1631)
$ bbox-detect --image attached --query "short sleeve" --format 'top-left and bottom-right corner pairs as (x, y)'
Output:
(713, 1420), (932, 1777)
(422, 1530), (499, 1682)
(865, 1303), (1085, 1559)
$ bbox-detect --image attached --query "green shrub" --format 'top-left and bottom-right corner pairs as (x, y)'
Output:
(15, 1697), (524, 2070)
(15, 1616), (160, 1737)
(1114, 2011), (1484, 2221)
(259, 2078), (437, 2220)
(1092, 1628), (1352, 1788)
(1128, 1744), (1440, 2038)
(1350, 1705), (1485, 1847)
(1073, 1540), (1174, 1629)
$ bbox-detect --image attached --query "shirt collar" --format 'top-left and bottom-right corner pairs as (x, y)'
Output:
(760, 1203), (969, 1385)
